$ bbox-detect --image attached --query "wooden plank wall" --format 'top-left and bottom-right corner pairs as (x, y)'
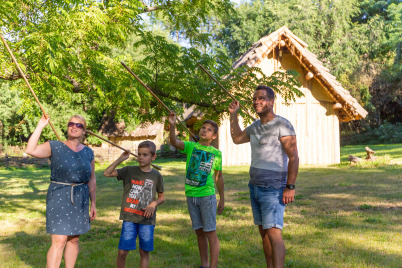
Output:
(218, 115), (251, 166)
(275, 101), (340, 165)
(218, 101), (340, 166)
(219, 50), (341, 166)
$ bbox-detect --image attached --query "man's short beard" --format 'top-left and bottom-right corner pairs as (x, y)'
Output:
(256, 110), (268, 117)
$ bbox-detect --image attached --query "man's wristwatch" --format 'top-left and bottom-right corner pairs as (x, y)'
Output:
(286, 184), (295, 190)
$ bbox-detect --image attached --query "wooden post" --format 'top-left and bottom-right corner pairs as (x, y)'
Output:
(348, 155), (362, 163)
(305, 72), (314, 81)
(333, 103), (343, 110)
(365, 146), (376, 160)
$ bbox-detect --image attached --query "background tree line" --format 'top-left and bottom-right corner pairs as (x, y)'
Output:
(0, 0), (400, 148)
(214, 0), (401, 144)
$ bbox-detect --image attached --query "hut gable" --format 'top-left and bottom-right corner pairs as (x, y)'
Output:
(182, 105), (204, 127)
(100, 121), (164, 139)
(99, 119), (165, 155)
(233, 26), (368, 122)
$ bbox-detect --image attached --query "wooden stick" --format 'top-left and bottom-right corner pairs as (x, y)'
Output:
(0, 34), (62, 141)
(120, 62), (198, 141)
(86, 130), (162, 171)
(197, 64), (256, 121)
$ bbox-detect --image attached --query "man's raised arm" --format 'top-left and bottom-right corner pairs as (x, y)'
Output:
(229, 101), (250, 144)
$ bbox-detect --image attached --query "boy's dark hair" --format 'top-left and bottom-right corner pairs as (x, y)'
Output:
(202, 120), (219, 134)
(138, 140), (156, 156)
(256, 85), (275, 100)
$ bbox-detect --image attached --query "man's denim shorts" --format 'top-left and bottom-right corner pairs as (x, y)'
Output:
(186, 194), (217, 232)
(118, 221), (155, 251)
(249, 183), (286, 230)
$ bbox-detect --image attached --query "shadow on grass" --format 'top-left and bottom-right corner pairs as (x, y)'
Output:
(0, 230), (49, 267)
(297, 166), (401, 206)
(0, 217), (204, 267)
(1, 157), (401, 267)
(285, 229), (402, 267)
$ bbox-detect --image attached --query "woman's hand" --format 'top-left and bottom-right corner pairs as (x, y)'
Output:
(38, 114), (50, 129)
(90, 203), (96, 221)
(26, 114), (51, 158)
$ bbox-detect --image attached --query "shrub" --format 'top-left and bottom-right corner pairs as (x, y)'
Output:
(341, 122), (402, 145)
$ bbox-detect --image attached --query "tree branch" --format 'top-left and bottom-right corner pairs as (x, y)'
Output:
(64, 75), (84, 93)
(138, 0), (172, 14)
(151, 86), (223, 113)
(0, 71), (27, 81)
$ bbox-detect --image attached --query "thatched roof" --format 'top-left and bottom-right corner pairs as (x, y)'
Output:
(100, 121), (164, 138)
(233, 26), (368, 122)
(182, 105), (204, 121)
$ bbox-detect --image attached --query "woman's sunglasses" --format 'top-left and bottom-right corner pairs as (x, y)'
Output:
(67, 122), (84, 129)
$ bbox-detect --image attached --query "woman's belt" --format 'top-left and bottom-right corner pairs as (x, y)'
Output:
(50, 181), (87, 204)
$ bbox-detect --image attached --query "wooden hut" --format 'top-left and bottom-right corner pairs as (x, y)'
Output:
(100, 121), (165, 155)
(214, 26), (367, 165)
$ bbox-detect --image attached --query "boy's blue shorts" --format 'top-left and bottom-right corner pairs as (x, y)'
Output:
(249, 183), (286, 230)
(186, 194), (217, 232)
(118, 221), (155, 252)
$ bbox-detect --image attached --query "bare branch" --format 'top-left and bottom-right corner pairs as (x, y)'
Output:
(0, 71), (26, 80)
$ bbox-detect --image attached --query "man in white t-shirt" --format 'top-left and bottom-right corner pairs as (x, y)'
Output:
(229, 85), (299, 268)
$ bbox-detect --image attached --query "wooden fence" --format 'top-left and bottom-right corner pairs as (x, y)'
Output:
(0, 145), (184, 168)
(0, 156), (50, 168)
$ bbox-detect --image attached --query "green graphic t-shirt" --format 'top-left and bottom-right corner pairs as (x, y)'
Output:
(181, 141), (222, 197)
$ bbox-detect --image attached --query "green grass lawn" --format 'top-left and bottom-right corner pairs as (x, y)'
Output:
(0, 144), (401, 267)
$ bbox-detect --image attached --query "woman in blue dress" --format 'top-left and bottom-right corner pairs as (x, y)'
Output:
(26, 114), (96, 268)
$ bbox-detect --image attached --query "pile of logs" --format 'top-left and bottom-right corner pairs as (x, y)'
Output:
(348, 147), (376, 163)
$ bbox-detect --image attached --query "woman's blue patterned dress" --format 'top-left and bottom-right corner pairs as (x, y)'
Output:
(46, 140), (94, 235)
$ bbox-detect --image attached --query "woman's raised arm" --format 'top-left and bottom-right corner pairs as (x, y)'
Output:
(26, 115), (52, 158)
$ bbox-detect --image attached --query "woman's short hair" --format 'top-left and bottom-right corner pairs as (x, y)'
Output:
(69, 115), (87, 131)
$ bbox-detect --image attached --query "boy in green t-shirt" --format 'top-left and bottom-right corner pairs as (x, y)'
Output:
(103, 141), (164, 268)
(168, 113), (224, 268)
